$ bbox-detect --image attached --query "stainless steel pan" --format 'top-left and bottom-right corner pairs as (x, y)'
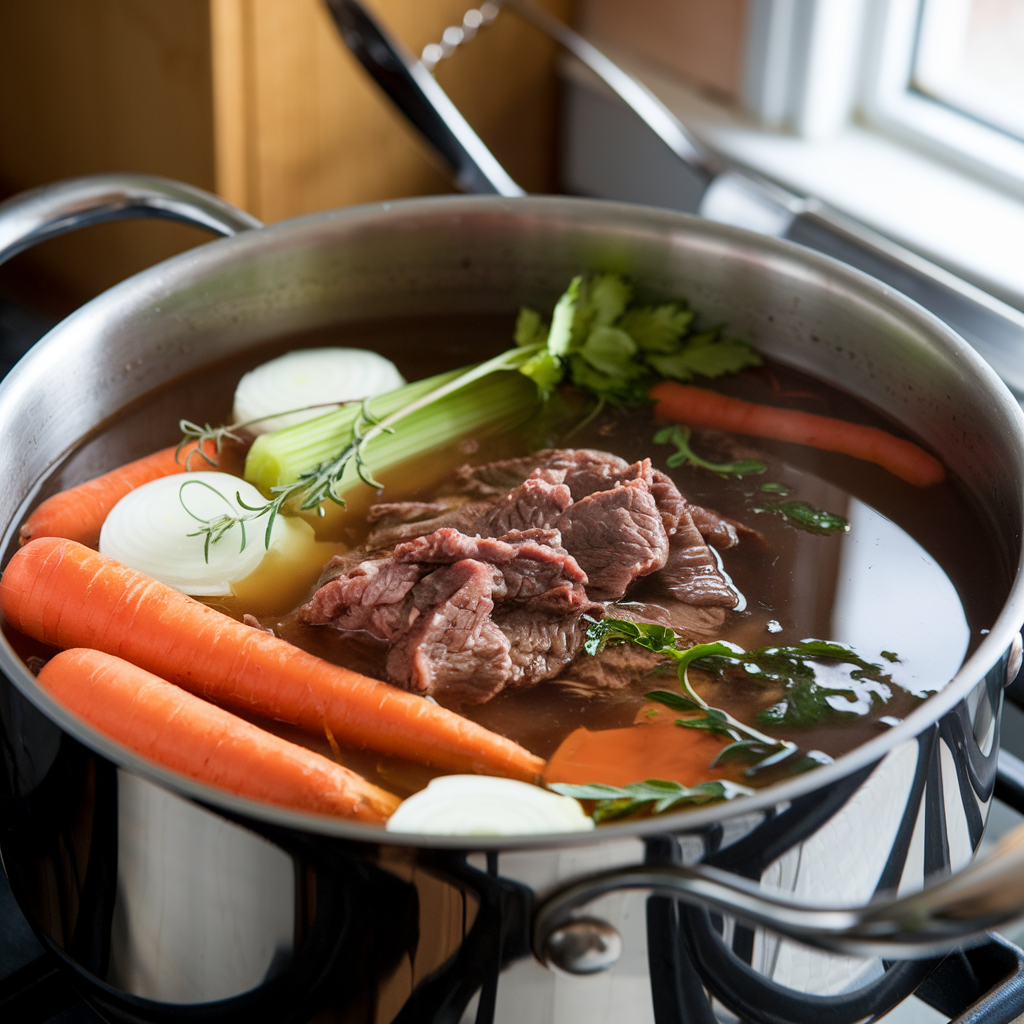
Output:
(1, 175), (1023, 1020)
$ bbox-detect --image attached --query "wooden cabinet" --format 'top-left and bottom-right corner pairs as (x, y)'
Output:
(0, 0), (568, 307)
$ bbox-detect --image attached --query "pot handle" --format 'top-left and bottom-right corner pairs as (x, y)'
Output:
(0, 173), (262, 267)
(534, 820), (1024, 970)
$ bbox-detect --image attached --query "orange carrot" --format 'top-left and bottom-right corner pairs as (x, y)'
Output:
(544, 724), (730, 789)
(649, 381), (945, 487)
(19, 439), (218, 548)
(38, 648), (400, 824)
(2, 537), (546, 782)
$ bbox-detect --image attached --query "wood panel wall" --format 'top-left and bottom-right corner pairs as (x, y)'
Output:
(0, 0), (568, 310)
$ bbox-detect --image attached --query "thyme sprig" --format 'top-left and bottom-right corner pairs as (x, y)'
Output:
(178, 478), (249, 563)
(177, 401), (357, 470)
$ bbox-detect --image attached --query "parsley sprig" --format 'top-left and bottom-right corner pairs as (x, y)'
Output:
(751, 498), (850, 535)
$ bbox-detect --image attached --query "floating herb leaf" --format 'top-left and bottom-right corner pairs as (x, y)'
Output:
(549, 778), (754, 823)
(759, 481), (792, 495)
(654, 424), (766, 476)
(753, 499), (849, 535)
(686, 639), (898, 729)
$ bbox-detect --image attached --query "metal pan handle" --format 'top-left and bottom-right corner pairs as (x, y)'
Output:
(534, 819), (1024, 971)
(0, 173), (262, 268)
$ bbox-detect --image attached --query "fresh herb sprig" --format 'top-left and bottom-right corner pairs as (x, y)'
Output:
(177, 400), (358, 471)
(654, 423), (766, 477)
(583, 618), (804, 773)
(587, 617), (902, 734)
(549, 778), (754, 823)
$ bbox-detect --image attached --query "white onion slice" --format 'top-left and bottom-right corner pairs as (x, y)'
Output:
(385, 775), (595, 835)
(232, 348), (406, 434)
(99, 472), (291, 596)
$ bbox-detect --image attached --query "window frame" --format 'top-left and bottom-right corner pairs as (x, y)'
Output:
(860, 0), (1024, 199)
(741, 0), (1024, 199)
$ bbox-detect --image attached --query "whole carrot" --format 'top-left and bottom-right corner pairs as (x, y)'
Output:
(19, 439), (218, 548)
(39, 648), (400, 824)
(650, 382), (945, 487)
(2, 537), (545, 782)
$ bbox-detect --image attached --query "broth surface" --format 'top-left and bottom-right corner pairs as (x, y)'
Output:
(4, 313), (1008, 801)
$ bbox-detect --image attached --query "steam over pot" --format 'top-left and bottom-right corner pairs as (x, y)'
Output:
(1, 176), (1023, 1022)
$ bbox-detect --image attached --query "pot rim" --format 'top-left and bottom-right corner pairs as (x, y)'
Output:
(2, 192), (1022, 851)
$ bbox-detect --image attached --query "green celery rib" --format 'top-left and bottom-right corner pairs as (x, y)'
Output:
(244, 367), (539, 498)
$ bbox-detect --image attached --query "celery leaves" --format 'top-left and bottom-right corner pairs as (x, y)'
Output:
(513, 273), (761, 405)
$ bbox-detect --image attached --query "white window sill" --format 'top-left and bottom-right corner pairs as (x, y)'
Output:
(560, 53), (1024, 314)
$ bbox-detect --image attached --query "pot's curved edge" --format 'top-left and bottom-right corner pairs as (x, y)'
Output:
(1, 192), (1022, 852)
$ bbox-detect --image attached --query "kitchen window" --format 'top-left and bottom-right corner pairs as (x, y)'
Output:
(861, 0), (1024, 198)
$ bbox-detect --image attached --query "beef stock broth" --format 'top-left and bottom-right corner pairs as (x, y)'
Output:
(6, 313), (1004, 803)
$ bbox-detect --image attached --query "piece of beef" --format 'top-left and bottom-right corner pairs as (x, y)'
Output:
(299, 558), (425, 639)
(477, 473), (572, 536)
(242, 614), (275, 636)
(688, 504), (739, 549)
(450, 449), (631, 500)
(385, 560), (511, 704)
(448, 455), (546, 498)
(394, 527), (595, 614)
(367, 497), (467, 525)
(659, 508), (739, 607)
(555, 450), (635, 500)
(649, 467), (689, 535)
(552, 642), (665, 695)
(688, 503), (764, 549)
(365, 500), (494, 549)
(613, 599), (727, 640)
(494, 607), (589, 688)
(555, 477), (669, 600)
(316, 549), (378, 588)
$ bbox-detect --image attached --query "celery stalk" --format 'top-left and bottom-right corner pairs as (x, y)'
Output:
(244, 367), (539, 500)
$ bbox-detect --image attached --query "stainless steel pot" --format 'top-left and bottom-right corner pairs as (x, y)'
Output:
(2, 175), (1024, 1024)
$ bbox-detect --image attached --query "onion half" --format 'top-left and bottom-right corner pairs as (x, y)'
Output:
(233, 348), (406, 434)
(99, 472), (293, 596)
(385, 775), (594, 835)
